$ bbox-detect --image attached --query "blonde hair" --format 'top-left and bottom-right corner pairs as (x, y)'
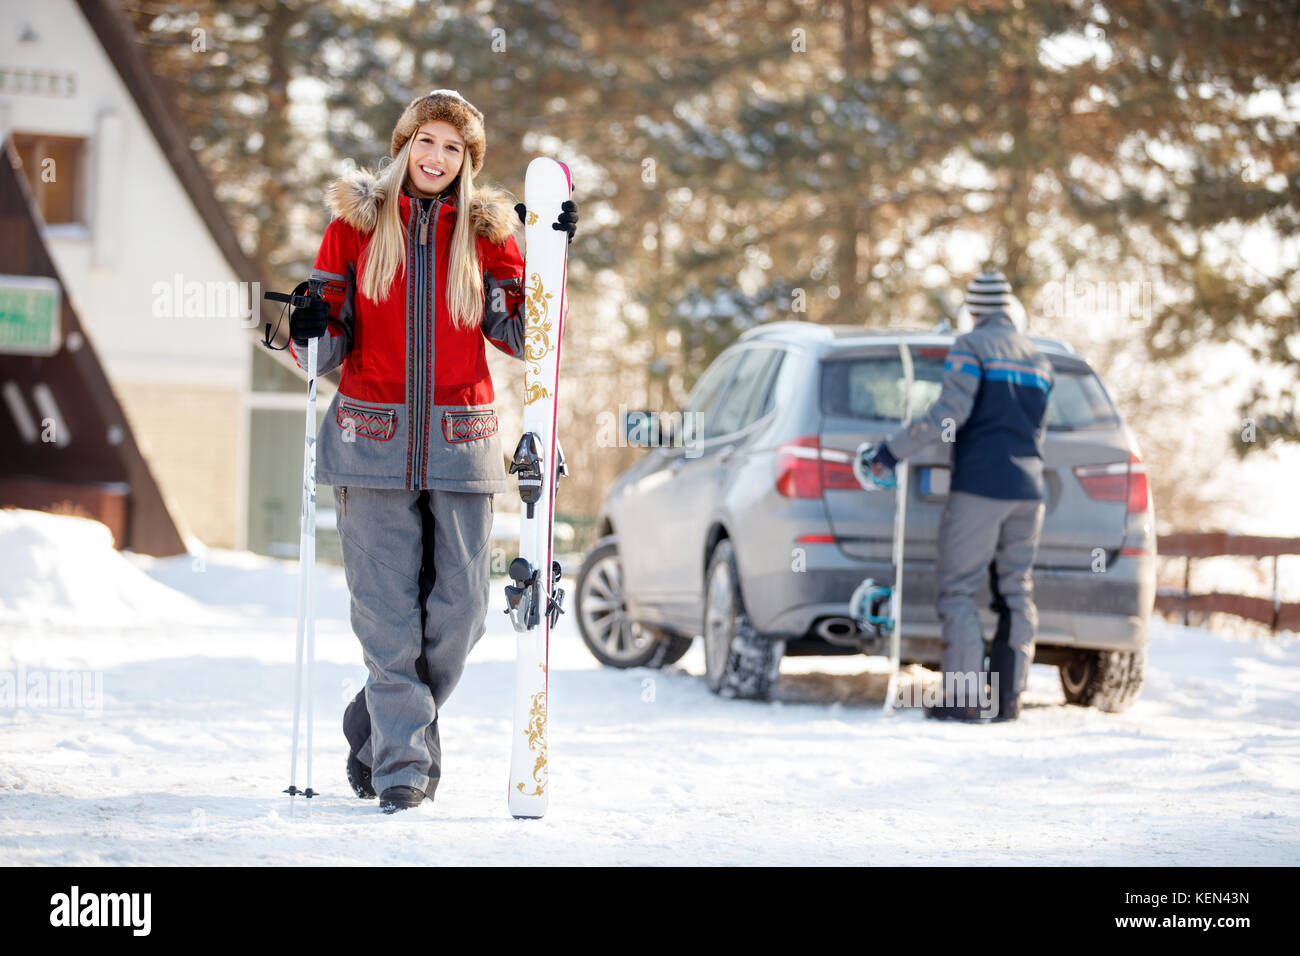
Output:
(359, 135), (483, 329)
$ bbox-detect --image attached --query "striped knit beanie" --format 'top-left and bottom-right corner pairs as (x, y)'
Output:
(965, 272), (1013, 315)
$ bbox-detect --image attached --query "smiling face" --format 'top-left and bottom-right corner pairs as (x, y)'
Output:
(406, 120), (466, 197)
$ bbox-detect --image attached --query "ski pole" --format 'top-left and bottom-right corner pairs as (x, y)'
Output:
(262, 281), (325, 812)
(285, 331), (318, 811)
(301, 327), (318, 808)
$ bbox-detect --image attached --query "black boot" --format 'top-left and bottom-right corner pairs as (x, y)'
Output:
(346, 750), (375, 799)
(987, 640), (1019, 721)
(925, 703), (985, 722)
(990, 694), (1020, 722)
(379, 785), (426, 813)
(343, 689), (376, 798)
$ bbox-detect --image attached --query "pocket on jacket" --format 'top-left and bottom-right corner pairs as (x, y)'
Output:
(337, 402), (397, 441)
(442, 408), (499, 443)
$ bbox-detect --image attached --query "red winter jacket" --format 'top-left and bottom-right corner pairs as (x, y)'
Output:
(289, 171), (526, 493)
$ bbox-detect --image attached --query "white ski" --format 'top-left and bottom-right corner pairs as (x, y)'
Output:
(882, 341), (913, 713)
(505, 157), (572, 819)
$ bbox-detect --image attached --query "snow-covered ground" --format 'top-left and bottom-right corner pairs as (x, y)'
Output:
(1, 508), (1297, 865)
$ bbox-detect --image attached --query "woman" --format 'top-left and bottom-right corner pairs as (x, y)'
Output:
(287, 89), (578, 812)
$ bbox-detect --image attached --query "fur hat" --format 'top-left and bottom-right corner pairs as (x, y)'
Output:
(390, 89), (486, 176)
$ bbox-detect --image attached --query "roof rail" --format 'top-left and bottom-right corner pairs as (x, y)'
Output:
(1028, 334), (1076, 354)
(739, 321), (835, 342)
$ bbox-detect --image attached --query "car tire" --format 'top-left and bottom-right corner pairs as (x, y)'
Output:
(1058, 647), (1146, 713)
(654, 632), (695, 667)
(576, 536), (690, 669)
(703, 539), (783, 700)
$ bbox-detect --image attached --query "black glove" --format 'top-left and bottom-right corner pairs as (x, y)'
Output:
(871, 442), (899, 471)
(515, 200), (579, 244)
(289, 296), (330, 346)
(553, 199), (578, 243)
(852, 441), (899, 490)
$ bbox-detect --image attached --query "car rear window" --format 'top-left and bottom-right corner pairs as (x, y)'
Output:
(820, 352), (1120, 430)
(1044, 367), (1121, 430)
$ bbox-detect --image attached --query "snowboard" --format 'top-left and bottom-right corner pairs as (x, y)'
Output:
(850, 340), (913, 713)
(504, 157), (572, 819)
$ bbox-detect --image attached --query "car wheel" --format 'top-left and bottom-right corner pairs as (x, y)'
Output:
(576, 537), (688, 668)
(703, 539), (783, 700)
(1058, 647), (1146, 713)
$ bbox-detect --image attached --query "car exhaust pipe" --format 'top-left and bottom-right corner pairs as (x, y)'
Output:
(815, 617), (861, 646)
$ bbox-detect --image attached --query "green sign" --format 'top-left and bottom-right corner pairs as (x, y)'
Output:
(0, 275), (61, 355)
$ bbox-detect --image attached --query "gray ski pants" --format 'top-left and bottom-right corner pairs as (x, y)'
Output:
(334, 484), (494, 797)
(936, 490), (1045, 700)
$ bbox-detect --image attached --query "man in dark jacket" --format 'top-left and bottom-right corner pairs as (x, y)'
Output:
(860, 272), (1053, 721)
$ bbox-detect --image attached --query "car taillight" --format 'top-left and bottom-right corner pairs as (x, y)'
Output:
(1072, 461), (1126, 502)
(774, 437), (858, 498)
(774, 437), (821, 498)
(1073, 452), (1148, 514)
(1126, 453), (1149, 514)
(821, 447), (859, 491)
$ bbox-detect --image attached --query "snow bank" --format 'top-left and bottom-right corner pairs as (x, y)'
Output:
(0, 508), (203, 628)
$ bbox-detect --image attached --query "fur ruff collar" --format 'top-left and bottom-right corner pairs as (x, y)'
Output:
(324, 168), (516, 244)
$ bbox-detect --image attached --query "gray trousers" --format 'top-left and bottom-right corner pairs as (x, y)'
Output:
(334, 485), (494, 797)
(936, 490), (1045, 700)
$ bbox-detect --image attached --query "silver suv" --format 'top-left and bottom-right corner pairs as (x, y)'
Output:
(575, 322), (1156, 711)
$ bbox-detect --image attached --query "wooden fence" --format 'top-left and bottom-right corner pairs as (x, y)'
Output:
(1156, 532), (1300, 632)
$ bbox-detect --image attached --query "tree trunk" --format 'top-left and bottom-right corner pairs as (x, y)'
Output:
(837, 0), (875, 321)
(256, 1), (295, 292)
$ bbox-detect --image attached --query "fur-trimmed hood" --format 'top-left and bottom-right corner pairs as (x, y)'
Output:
(324, 168), (517, 245)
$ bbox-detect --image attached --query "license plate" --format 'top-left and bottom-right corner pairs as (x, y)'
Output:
(920, 467), (950, 497)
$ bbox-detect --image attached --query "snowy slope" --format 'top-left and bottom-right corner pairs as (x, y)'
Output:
(0, 508), (1297, 865)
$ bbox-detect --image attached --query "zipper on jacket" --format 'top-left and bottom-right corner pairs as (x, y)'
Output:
(340, 485), (347, 518)
(409, 199), (430, 488)
(408, 196), (439, 489)
(422, 198), (442, 487)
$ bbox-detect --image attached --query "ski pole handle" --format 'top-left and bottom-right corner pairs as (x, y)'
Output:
(265, 275), (329, 310)
(265, 290), (316, 309)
